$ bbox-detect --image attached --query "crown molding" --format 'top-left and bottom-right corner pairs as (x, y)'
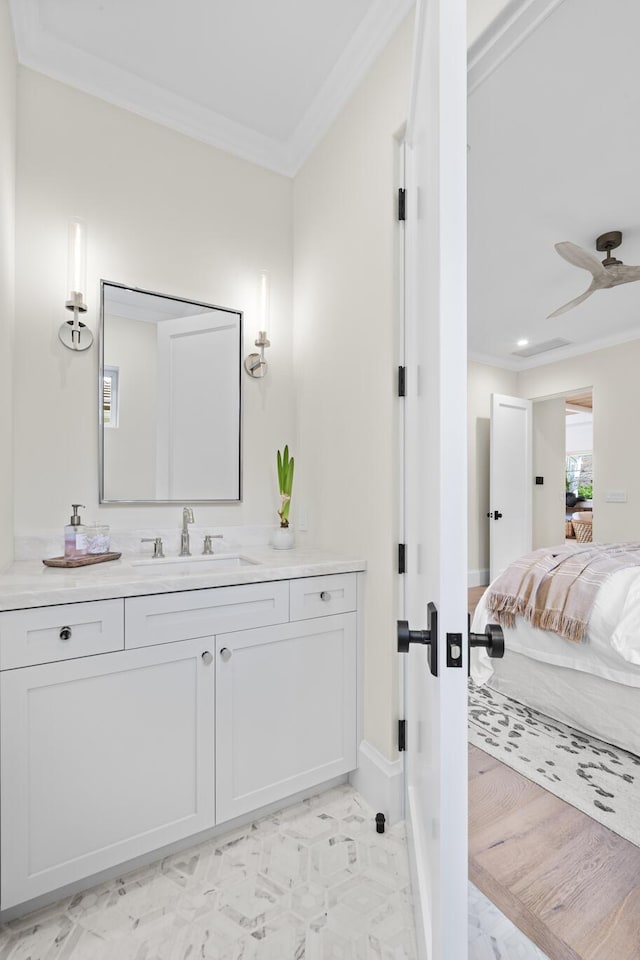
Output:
(467, 0), (567, 95)
(470, 326), (640, 372)
(9, 0), (413, 178)
(9, 0), (293, 175)
(288, 0), (415, 173)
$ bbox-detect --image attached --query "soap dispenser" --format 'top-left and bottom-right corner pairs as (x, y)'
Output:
(64, 504), (88, 558)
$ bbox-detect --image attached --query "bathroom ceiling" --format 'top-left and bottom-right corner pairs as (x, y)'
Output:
(468, 0), (640, 368)
(9, 0), (413, 176)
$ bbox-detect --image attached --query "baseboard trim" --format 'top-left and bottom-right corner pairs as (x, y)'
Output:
(468, 568), (489, 588)
(349, 740), (404, 825)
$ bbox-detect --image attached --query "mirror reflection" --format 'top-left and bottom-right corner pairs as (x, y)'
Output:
(99, 282), (242, 503)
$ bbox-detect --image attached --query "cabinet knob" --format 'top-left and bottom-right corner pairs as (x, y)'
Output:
(59, 626), (72, 641)
(220, 647), (232, 662)
(320, 591), (331, 602)
(201, 651), (213, 666)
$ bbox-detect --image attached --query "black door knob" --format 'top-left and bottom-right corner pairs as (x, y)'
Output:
(469, 623), (505, 659)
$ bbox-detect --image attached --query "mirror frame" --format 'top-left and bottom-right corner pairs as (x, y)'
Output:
(98, 280), (243, 504)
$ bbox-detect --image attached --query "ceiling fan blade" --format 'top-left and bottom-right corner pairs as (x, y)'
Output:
(547, 282), (597, 319)
(554, 241), (607, 279)
(615, 264), (640, 283)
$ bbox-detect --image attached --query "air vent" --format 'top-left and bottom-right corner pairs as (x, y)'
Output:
(511, 337), (571, 358)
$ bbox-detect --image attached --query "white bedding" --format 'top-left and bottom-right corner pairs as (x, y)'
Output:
(471, 564), (640, 688)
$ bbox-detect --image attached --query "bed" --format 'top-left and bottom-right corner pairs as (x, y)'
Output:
(471, 553), (640, 757)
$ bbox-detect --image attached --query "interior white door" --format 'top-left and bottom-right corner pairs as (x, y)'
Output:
(490, 393), (532, 580)
(402, 0), (469, 957)
(156, 311), (241, 500)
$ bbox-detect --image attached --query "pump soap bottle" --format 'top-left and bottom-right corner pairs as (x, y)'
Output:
(64, 504), (88, 558)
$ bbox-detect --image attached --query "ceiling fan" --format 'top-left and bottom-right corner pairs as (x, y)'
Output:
(548, 230), (640, 318)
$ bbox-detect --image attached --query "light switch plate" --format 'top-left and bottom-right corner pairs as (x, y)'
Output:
(605, 490), (627, 503)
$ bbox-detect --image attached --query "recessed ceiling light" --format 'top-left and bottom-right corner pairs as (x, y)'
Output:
(517, 338), (529, 347)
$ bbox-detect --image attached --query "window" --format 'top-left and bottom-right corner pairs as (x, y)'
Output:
(103, 366), (120, 428)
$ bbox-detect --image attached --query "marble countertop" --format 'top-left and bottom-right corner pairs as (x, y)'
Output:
(0, 546), (367, 612)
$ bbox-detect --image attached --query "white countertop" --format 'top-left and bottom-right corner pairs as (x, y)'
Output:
(0, 546), (367, 611)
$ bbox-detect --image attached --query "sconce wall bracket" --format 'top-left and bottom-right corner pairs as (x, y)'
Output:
(65, 290), (87, 313)
(244, 330), (270, 378)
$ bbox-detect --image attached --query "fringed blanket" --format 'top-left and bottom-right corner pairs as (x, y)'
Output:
(486, 543), (640, 643)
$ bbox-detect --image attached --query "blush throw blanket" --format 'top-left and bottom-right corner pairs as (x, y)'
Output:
(486, 543), (640, 643)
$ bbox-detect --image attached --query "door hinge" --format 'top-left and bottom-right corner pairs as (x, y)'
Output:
(398, 543), (406, 574)
(398, 366), (406, 397)
(398, 187), (406, 221)
(398, 719), (406, 752)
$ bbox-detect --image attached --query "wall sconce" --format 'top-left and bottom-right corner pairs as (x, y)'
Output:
(244, 270), (271, 378)
(59, 218), (93, 351)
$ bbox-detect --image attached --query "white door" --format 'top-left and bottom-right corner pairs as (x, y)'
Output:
(1, 639), (215, 908)
(156, 310), (241, 500)
(490, 393), (532, 580)
(402, 0), (469, 958)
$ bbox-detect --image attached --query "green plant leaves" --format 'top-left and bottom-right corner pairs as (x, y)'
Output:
(277, 445), (295, 525)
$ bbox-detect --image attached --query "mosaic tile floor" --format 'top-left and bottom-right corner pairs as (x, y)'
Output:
(0, 784), (548, 959)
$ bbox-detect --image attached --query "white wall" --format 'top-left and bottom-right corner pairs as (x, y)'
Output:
(0, 0), (16, 571)
(467, 361), (518, 583)
(518, 341), (640, 543)
(103, 314), (157, 501)
(532, 396), (566, 549)
(293, 16), (412, 760)
(14, 69), (294, 538)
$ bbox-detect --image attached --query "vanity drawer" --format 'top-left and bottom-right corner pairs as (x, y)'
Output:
(125, 581), (290, 648)
(0, 600), (124, 670)
(289, 574), (357, 621)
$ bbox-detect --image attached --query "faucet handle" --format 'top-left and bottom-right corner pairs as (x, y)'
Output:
(141, 537), (164, 559)
(203, 534), (223, 555)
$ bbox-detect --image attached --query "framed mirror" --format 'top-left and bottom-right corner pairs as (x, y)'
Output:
(99, 281), (242, 503)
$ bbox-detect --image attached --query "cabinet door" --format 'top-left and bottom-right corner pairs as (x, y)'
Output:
(1, 638), (215, 909)
(216, 613), (357, 823)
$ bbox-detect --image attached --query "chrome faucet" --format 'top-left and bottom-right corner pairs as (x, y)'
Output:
(180, 507), (194, 556)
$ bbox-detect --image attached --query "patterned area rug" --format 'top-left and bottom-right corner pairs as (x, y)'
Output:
(468, 681), (640, 847)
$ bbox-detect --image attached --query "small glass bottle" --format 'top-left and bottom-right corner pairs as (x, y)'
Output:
(64, 504), (88, 558)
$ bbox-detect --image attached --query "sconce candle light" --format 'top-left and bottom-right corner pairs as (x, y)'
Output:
(244, 270), (271, 378)
(59, 218), (93, 351)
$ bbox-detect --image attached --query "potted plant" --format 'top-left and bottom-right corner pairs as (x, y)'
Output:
(272, 445), (295, 549)
(577, 483), (593, 506)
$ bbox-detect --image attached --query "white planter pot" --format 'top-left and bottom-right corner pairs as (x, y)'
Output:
(271, 527), (295, 550)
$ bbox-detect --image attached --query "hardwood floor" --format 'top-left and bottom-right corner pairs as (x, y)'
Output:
(468, 583), (640, 959)
(468, 585), (486, 616)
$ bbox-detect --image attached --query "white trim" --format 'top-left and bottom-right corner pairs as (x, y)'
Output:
(468, 568), (489, 588)
(349, 740), (404, 826)
(288, 0), (414, 173)
(467, 0), (567, 95)
(9, 0), (412, 178)
(470, 325), (640, 372)
(406, 784), (431, 960)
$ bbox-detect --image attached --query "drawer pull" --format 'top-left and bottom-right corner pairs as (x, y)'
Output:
(59, 626), (72, 641)
(320, 591), (331, 602)
(201, 651), (213, 666)
(220, 647), (232, 662)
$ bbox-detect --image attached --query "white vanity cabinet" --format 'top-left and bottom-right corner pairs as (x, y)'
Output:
(0, 569), (361, 913)
(1, 635), (215, 909)
(216, 611), (357, 822)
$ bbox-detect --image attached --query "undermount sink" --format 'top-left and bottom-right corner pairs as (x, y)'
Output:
(131, 554), (258, 573)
